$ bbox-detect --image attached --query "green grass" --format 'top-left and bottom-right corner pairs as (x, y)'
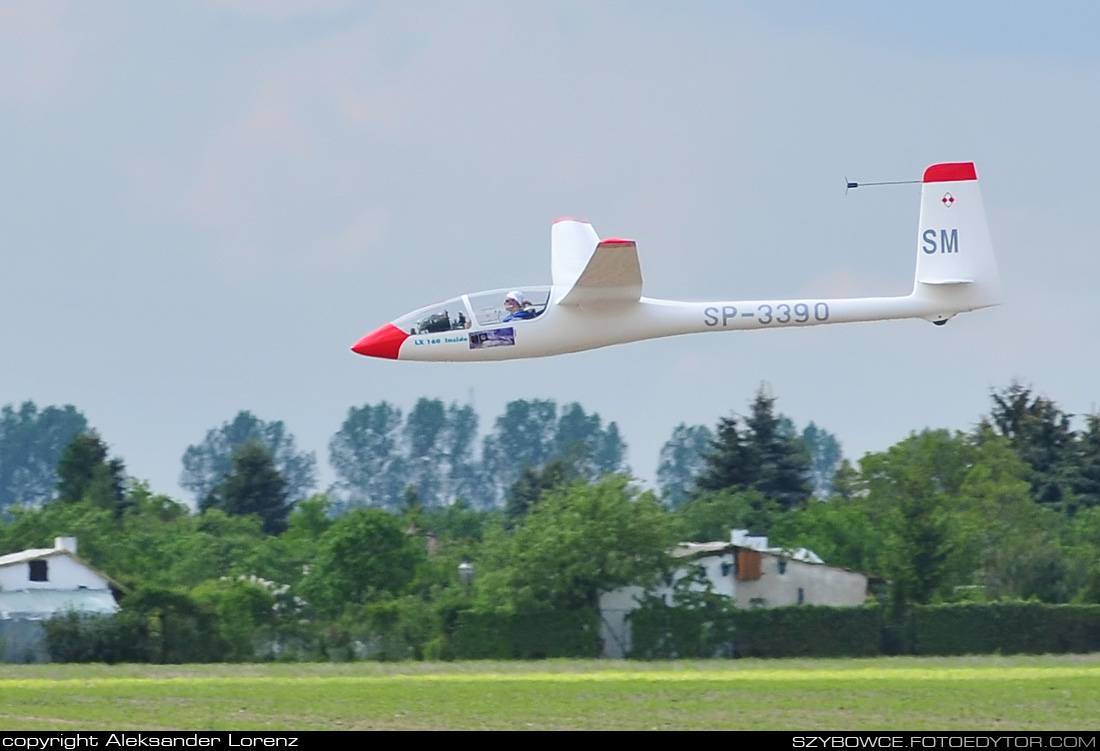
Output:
(1, 655), (1098, 730)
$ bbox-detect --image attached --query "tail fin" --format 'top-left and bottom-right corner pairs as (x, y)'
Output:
(913, 162), (1001, 320)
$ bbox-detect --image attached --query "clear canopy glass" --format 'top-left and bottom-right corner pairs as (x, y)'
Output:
(393, 286), (550, 335)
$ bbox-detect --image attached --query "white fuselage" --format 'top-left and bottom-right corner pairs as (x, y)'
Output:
(354, 161), (1001, 363)
(396, 283), (985, 362)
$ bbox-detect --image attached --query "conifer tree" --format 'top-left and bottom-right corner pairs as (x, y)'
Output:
(202, 441), (291, 535)
(55, 431), (129, 518)
(693, 386), (811, 511)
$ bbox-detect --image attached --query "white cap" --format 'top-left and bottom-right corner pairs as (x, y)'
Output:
(505, 290), (525, 305)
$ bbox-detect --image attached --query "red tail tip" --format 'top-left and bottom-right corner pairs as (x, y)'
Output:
(923, 162), (977, 183)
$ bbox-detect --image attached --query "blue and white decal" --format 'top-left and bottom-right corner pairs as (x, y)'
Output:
(469, 327), (516, 349)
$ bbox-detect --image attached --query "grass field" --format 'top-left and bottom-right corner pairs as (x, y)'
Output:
(1, 654), (1098, 731)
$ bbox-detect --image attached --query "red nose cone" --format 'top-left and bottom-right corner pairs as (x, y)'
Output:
(351, 323), (408, 359)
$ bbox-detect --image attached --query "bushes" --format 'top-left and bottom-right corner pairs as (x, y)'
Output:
(44, 594), (1100, 663)
(629, 601), (1100, 659)
(629, 604), (881, 659)
(44, 610), (148, 663)
(911, 602), (1100, 655)
(322, 597), (445, 661)
(43, 587), (229, 663)
(731, 605), (883, 658)
(629, 605), (735, 659)
(451, 609), (601, 659)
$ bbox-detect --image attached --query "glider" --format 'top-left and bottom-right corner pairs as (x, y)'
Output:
(352, 162), (1000, 362)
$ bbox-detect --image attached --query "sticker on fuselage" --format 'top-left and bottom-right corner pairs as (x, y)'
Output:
(469, 327), (516, 349)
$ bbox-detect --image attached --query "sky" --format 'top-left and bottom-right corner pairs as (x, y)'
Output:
(3, 1), (1100, 506)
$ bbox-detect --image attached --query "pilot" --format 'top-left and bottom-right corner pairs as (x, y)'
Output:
(502, 291), (538, 322)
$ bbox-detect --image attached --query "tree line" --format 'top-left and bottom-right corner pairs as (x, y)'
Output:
(1, 381), (1098, 661)
(0, 392), (841, 520)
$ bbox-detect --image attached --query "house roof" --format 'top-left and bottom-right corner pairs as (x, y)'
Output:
(0, 545), (128, 595)
(671, 540), (824, 565)
(669, 538), (885, 583)
(0, 546), (65, 567)
(0, 589), (119, 620)
(671, 541), (735, 559)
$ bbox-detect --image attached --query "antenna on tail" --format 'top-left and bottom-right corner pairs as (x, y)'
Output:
(845, 177), (921, 194)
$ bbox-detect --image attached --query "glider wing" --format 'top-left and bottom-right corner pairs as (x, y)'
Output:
(550, 218), (601, 294)
(557, 238), (642, 306)
(550, 218), (642, 306)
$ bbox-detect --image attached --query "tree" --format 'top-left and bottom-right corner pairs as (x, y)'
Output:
(860, 430), (969, 612)
(421, 497), (493, 544)
(801, 422), (843, 498)
(55, 432), (129, 518)
(769, 494), (881, 573)
(552, 402), (627, 477)
(402, 398), (488, 508)
(672, 488), (775, 543)
(329, 401), (407, 510)
(301, 508), (424, 617)
(656, 423), (714, 506)
(437, 402), (487, 507)
(250, 493), (335, 586)
(829, 458), (862, 501)
(0, 487), (120, 577)
(191, 576), (276, 661)
(591, 421), (627, 477)
(480, 399), (560, 505)
(984, 382), (1075, 507)
(693, 386), (812, 512)
(860, 429), (1046, 612)
(962, 430), (1072, 602)
(480, 399), (627, 508)
(202, 441), (291, 535)
(402, 398), (448, 509)
(693, 415), (752, 494)
(181, 411), (316, 507)
(0, 401), (88, 511)
(151, 509), (269, 588)
(474, 475), (673, 613)
(503, 456), (581, 528)
(1069, 414), (1100, 510)
(330, 399), (490, 510)
(742, 388), (812, 510)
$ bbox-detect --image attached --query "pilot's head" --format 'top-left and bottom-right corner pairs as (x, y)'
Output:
(504, 291), (525, 310)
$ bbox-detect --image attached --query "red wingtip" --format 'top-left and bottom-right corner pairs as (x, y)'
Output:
(351, 323), (408, 360)
(923, 162), (977, 183)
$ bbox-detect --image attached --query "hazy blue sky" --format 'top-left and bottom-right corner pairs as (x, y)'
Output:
(3, 2), (1099, 504)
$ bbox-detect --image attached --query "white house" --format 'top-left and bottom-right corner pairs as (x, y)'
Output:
(599, 529), (871, 658)
(0, 537), (122, 662)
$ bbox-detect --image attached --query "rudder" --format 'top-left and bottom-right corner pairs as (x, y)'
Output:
(914, 162), (1001, 313)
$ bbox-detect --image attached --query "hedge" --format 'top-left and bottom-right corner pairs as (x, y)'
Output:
(910, 602), (1100, 656)
(451, 609), (600, 659)
(629, 602), (1100, 659)
(629, 604), (882, 659)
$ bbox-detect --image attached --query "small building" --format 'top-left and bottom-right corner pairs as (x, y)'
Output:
(0, 537), (123, 662)
(599, 529), (871, 658)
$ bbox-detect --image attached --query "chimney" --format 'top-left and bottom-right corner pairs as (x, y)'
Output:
(55, 537), (77, 554)
(730, 529), (768, 551)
